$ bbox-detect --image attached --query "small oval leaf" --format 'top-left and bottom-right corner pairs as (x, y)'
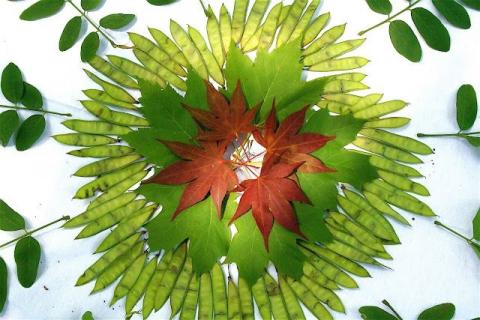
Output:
(1, 63), (24, 104)
(460, 0), (480, 10)
(411, 8), (451, 52)
(456, 84), (477, 130)
(0, 199), (25, 231)
(466, 136), (480, 147)
(366, 0), (392, 15)
(82, 311), (95, 320)
(81, 32), (100, 63)
(81, 0), (102, 11)
(147, 0), (178, 5)
(21, 83), (43, 110)
(0, 110), (20, 146)
(14, 236), (41, 288)
(359, 306), (398, 320)
(15, 114), (46, 151)
(418, 303), (455, 320)
(433, 0), (471, 29)
(59, 16), (83, 52)
(389, 20), (422, 62)
(0, 257), (7, 313)
(20, 0), (65, 21)
(99, 13), (135, 30)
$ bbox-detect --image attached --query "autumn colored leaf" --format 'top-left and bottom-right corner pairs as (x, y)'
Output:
(185, 81), (258, 142)
(229, 162), (310, 248)
(144, 141), (237, 218)
(253, 106), (334, 173)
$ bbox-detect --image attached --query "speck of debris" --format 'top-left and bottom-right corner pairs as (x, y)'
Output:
(43, 285), (49, 291)
(103, 300), (106, 304)
(412, 217), (416, 221)
(433, 148), (436, 152)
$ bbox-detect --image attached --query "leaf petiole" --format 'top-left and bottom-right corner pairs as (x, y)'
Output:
(358, 0), (423, 36)
(0, 216), (70, 249)
(382, 300), (403, 320)
(0, 104), (72, 117)
(417, 131), (480, 138)
(434, 220), (473, 243)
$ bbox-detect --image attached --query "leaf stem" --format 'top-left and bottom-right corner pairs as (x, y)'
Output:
(417, 131), (480, 138)
(0, 104), (72, 117)
(382, 300), (403, 320)
(0, 216), (70, 249)
(66, 0), (132, 49)
(434, 220), (472, 243)
(358, 0), (423, 36)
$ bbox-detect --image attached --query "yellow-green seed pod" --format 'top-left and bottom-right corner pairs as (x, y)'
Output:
(96, 205), (156, 253)
(363, 190), (410, 225)
(242, 26), (263, 52)
(299, 276), (345, 313)
(257, 2), (283, 51)
(349, 93), (383, 113)
(64, 192), (137, 228)
(83, 89), (138, 111)
(241, 0), (271, 48)
(77, 199), (146, 239)
(285, 277), (333, 320)
(237, 278), (254, 320)
(369, 155), (422, 177)
(76, 234), (140, 286)
(227, 278), (241, 320)
(143, 251), (174, 319)
(199, 272), (214, 320)
(74, 154), (141, 178)
(170, 257), (194, 317)
(53, 133), (117, 147)
(62, 119), (132, 136)
(360, 128), (433, 155)
(92, 241), (144, 293)
(84, 69), (137, 104)
(309, 56), (369, 72)
(264, 273), (289, 320)
(74, 161), (146, 199)
(302, 12), (330, 46)
(252, 276), (272, 319)
(111, 253), (146, 306)
(353, 137), (422, 164)
(279, 4), (291, 23)
(68, 145), (135, 158)
(212, 263), (228, 320)
(188, 26), (225, 85)
(279, 276), (306, 319)
(354, 100), (407, 119)
(155, 244), (187, 310)
(89, 56), (139, 89)
(289, 0), (321, 44)
(180, 275), (199, 320)
(304, 39), (365, 66)
(277, 0), (308, 47)
(108, 55), (166, 88)
(129, 32), (187, 77)
(219, 5), (232, 55)
(149, 27), (189, 67)
(133, 49), (187, 91)
(303, 24), (346, 56)
(378, 170), (430, 196)
(303, 262), (339, 289)
(231, 0), (250, 43)
(323, 79), (369, 94)
(326, 224), (383, 259)
(326, 239), (383, 266)
(365, 117), (411, 129)
(207, 8), (225, 67)
(317, 100), (349, 114)
(125, 258), (158, 313)
(170, 21), (209, 79)
(330, 72), (367, 82)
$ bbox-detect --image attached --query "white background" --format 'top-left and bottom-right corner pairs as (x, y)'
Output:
(0, 0), (479, 319)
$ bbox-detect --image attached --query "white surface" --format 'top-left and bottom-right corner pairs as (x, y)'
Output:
(0, 0), (479, 319)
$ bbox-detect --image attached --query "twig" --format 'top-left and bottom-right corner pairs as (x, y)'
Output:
(0, 104), (72, 117)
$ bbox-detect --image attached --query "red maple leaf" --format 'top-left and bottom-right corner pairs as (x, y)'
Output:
(144, 141), (238, 218)
(229, 162), (310, 249)
(253, 106), (335, 173)
(185, 81), (258, 142)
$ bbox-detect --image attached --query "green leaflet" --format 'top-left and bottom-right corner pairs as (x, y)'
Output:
(0, 111), (20, 147)
(20, 0), (65, 21)
(1, 63), (24, 103)
(0, 258), (6, 313)
(99, 14), (135, 30)
(15, 115), (46, 151)
(366, 0), (392, 15)
(418, 303), (455, 320)
(59, 16), (83, 52)
(359, 306), (398, 320)
(295, 202), (333, 244)
(389, 20), (422, 62)
(14, 236), (41, 288)
(0, 199), (25, 231)
(411, 8), (450, 52)
(81, 32), (100, 63)
(21, 83), (43, 110)
(81, 0), (102, 11)
(432, 0), (471, 29)
(456, 84), (477, 130)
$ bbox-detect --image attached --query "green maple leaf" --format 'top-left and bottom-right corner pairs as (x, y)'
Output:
(269, 223), (306, 279)
(139, 184), (230, 274)
(184, 69), (208, 110)
(297, 172), (338, 211)
(295, 202), (333, 244)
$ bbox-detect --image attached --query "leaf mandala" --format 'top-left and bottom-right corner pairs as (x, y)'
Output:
(57, 0), (436, 318)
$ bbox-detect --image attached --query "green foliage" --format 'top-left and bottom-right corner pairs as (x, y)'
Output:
(433, 0), (471, 29)
(388, 20), (422, 62)
(81, 33), (100, 63)
(122, 129), (177, 167)
(15, 114), (46, 151)
(411, 8), (450, 52)
(59, 16), (83, 52)
(360, 300), (456, 320)
(14, 236), (41, 288)
(418, 303), (456, 320)
(81, 311), (95, 320)
(1, 63), (24, 104)
(0, 200), (25, 231)
(21, 83), (43, 110)
(0, 258), (6, 313)
(147, 0), (178, 5)
(359, 305), (398, 320)
(0, 111), (20, 147)
(99, 13), (135, 30)
(20, 0), (65, 21)
(366, 0), (392, 15)
(81, 0), (102, 11)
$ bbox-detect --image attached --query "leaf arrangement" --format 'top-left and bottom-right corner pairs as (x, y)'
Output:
(19, 0), (136, 62)
(0, 62), (71, 151)
(418, 84), (479, 147)
(359, 300), (457, 320)
(55, 0), (437, 318)
(0, 199), (69, 313)
(361, 0), (479, 62)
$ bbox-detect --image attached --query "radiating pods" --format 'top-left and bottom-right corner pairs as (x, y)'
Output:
(257, 3), (283, 51)
(212, 263), (228, 320)
(110, 253), (146, 306)
(84, 69), (137, 104)
(62, 120), (132, 136)
(188, 26), (224, 84)
(299, 276), (345, 313)
(227, 277), (241, 320)
(206, 9), (225, 67)
(353, 137), (422, 164)
(277, 0), (308, 47)
(286, 277), (333, 320)
(142, 251), (173, 319)
(125, 258), (157, 314)
(155, 244), (187, 310)
(360, 128), (432, 155)
(199, 272), (214, 320)
(83, 89), (137, 110)
(68, 145), (135, 158)
(263, 273), (289, 320)
(231, 0), (250, 43)
(302, 12), (330, 46)
(238, 278), (254, 320)
(369, 155), (423, 178)
(149, 27), (189, 67)
(309, 57), (369, 72)
(74, 154), (141, 177)
(279, 276), (306, 320)
(251, 276), (272, 320)
(53, 133), (117, 147)
(108, 55), (166, 88)
(170, 257), (194, 317)
(180, 275), (199, 320)
(88, 56), (139, 89)
(81, 100), (149, 127)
